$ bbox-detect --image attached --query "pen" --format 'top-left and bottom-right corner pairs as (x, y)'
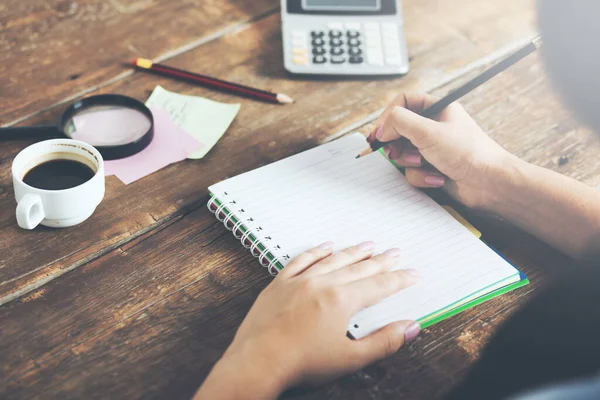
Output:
(356, 36), (543, 158)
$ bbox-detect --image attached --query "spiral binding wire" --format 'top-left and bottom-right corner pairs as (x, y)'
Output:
(232, 219), (245, 239)
(207, 195), (281, 275)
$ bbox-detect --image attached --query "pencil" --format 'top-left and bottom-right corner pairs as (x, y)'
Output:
(356, 36), (543, 158)
(132, 58), (294, 105)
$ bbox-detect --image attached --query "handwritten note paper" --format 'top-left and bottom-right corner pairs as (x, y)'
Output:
(145, 85), (240, 159)
(104, 108), (203, 185)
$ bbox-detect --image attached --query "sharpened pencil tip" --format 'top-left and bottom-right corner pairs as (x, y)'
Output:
(355, 155), (360, 159)
(277, 93), (294, 104)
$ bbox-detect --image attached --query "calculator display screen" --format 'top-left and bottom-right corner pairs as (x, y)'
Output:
(302, 0), (380, 11)
(288, 0), (396, 16)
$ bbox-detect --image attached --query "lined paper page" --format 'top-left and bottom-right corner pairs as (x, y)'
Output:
(209, 133), (518, 339)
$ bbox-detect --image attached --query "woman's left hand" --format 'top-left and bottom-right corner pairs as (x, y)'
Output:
(195, 242), (420, 399)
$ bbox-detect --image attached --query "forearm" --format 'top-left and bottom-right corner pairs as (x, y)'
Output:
(194, 345), (286, 400)
(483, 154), (600, 261)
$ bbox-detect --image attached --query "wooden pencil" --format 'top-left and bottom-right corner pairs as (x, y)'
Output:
(132, 58), (294, 105)
(356, 36), (543, 158)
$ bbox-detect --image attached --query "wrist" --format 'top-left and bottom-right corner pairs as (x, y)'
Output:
(476, 151), (531, 214)
(207, 340), (294, 399)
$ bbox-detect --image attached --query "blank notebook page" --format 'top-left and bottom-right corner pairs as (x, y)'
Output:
(209, 133), (519, 339)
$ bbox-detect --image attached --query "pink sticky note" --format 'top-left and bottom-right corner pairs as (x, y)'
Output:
(104, 108), (204, 185)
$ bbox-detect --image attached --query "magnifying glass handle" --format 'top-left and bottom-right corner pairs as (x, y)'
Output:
(0, 126), (62, 140)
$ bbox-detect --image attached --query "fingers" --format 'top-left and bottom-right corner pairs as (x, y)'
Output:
(351, 321), (421, 367)
(302, 241), (376, 277)
(378, 106), (441, 148)
(383, 141), (423, 167)
(278, 242), (334, 279)
(346, 268), (419, 309)
(325, 248), (402, 284)
(405, 167), (446, 188)
(378, 93), (441, 126)
(368, 93), (442, 143)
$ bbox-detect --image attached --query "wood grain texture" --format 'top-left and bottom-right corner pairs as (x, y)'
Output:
(0, 0), (539, 305)
(0, 199), (573, 400)
(0, 0), (278, 125)
(4, 0), (599, 398)
(0, 42), (591, 400)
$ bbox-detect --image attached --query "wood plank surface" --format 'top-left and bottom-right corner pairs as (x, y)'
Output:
(0, 49), (591, 399)
(5, 0), (600, 398)
(0, 0), (539, 305)
(0, 0), (278, 125)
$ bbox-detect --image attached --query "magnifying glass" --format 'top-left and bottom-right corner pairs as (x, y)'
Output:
(1, 94), (154, 160)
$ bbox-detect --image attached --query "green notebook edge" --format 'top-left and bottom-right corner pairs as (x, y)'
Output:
(418, 277), (529, 329)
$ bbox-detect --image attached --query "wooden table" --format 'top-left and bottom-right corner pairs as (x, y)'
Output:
(1, 1), (598, 399)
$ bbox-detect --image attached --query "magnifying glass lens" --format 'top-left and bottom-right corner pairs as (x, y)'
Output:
(64, 105), (152, 147)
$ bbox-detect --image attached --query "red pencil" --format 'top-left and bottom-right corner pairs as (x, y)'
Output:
(132, 58), (294, 105)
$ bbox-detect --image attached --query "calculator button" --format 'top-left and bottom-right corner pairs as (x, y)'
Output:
(384, 47), (401, 58)
(382, 32), (400, 42)
(331, 55), (346, 64)
(345, 22), (361, 30)
(367, 50), (384, 66)
(330, 47), (344, 56)
(328, 22), (344, 30)
(366, 37), (381, 48)
(383, 37), (400, 47)
(292, 30), (307, 39)
(348, 47), (362, 56)
(312, 47), (327, 56)
(330, 38), (344, 47)
(292, 47), (308, 55)
(347, 29), (361, 38)
(313, 55), (327, 64)
(292, 37), (306, 47)
(311, 30), (325, 38)
(368, 57), (384, 66)
(364, 22), (380, 32)
(382, 23), (399, 33)
(329, 29), (343, 38)
(293, 56), (309, 65)
(386, 56), (403, 66)
(347, 38), (361, 47)
(349, 56), (364, 64)
(312, 38), (326, 47)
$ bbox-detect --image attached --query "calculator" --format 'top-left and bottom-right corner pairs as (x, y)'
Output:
(281, 0), (409, 76)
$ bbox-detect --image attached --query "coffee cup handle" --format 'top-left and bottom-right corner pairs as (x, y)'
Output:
(16, 193), (45, 229)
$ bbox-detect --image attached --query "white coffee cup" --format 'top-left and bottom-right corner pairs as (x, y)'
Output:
(12, 139), (105, 229)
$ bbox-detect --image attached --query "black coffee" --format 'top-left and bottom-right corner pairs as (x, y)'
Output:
(23, 159), (95, 190)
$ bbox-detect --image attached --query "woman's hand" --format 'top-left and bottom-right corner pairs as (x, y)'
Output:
(368, 93), (515, 209)
(195, 242), (420, 399)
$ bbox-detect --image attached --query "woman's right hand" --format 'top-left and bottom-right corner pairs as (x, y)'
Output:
(368, 93), (516, 209)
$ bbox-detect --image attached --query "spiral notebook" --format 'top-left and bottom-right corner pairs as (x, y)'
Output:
(207, 133), (528, 339)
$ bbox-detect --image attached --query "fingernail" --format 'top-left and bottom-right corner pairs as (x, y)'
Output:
(404, 153), (422, 166)
(319, 241), (334, 250)
(383, 145), (392, 159)
(403, 268), (420, 279)
(424, 175), (445, 187)
(375, 124), (385, 140)
(382, 248), (401, 258)
(404, 322), (421, 342)
(357, 241), (376, 251)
